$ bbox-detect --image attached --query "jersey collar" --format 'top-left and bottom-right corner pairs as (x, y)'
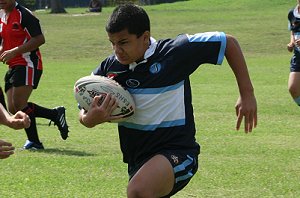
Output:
(129, 37), (157, 71)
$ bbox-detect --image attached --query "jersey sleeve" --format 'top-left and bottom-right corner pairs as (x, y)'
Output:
(288, 9), (294, 31)
(185, 31), (226, 65)
(92, 64), (105, 76)
(20, 9), (43, 37)
(92, 55), (115, 76)
(161, 31), (227, 79)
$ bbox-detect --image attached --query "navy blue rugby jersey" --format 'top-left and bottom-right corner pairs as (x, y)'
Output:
(288, 7), (300, 58)
(93, 32), (227, 165)
(288, 8), (300, 32)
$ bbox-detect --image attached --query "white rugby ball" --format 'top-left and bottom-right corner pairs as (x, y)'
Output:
(74, 75), (135, 122)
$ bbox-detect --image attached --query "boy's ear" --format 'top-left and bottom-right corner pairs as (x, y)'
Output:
(142, 31), (151, 42)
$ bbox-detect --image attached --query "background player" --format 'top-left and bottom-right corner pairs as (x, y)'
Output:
(287, 0), (300, 107)
(0, 0), (69, 149)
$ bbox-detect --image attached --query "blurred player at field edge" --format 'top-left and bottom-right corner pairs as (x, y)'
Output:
(287, 0), (300, 107)
(0, 0), (69, 149)
(88, 0), (102, 12)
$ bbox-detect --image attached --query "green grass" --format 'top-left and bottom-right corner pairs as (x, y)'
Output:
(0, 0), (299, 197)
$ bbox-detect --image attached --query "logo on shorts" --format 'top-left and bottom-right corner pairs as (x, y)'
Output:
(171, 155), (179, 164)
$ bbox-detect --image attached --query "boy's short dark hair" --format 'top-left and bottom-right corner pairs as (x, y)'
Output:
(106, 3), (150, 37)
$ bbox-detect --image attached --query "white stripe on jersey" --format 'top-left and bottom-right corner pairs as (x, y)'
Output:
(119, 81), (186, 131)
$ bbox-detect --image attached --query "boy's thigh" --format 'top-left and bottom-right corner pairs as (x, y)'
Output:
(128, 154), (174, 197)
(128, 150), (199, 197)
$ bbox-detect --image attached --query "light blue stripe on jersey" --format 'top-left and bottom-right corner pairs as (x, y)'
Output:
(174, 155), (194, 183)
(120, 119), (185, 131)
(187, 31), (226, 65)
(119, 81), (186, 131)
(128, 81), (183, 94)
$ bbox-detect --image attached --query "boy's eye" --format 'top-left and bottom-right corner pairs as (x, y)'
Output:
(119, 41), (128, 45)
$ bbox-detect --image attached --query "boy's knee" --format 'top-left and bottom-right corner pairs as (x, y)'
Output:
(288, 85), (299, 98)
(294, 96), (300, 106)
(127, 181), (154, 198)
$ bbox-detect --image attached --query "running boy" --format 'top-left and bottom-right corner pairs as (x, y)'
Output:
(79, 4), (257, 197)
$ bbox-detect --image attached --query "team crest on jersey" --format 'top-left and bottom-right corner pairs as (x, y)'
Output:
(149, 63), (162, 74)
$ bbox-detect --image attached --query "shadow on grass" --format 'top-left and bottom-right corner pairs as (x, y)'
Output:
(24, 148), (97, 157)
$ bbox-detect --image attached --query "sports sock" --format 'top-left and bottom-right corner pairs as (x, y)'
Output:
(22, 105), (41, 144)
(28, 102), (57, 121)
(0, 86), (7, 110)
(294, 96), (300, 106)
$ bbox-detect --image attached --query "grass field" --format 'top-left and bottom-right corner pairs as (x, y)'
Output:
(0, 0), (299, 197)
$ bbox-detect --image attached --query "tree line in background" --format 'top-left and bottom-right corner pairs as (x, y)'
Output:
(17, 0), (188, 13)
(17, 0), (187, 13)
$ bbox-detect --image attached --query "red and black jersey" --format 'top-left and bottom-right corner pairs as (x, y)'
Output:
(0, 3), (43, 69)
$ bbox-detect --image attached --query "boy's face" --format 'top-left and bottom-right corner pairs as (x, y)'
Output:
(108, 29), (150, 65)
(0, 0), (15, 10)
